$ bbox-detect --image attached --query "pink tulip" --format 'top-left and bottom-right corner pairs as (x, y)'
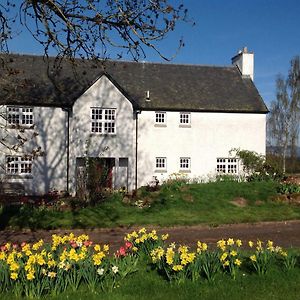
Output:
(125, 241), (132, 249)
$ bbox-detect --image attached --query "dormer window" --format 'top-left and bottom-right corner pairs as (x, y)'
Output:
(7, 106), (34, 127)
(91, 107), (116, 134)
(179, 112), (191, 127)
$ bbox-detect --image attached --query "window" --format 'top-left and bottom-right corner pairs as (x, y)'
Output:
(7, 106), (34, 127)
(155, 157), (167, 171)
(6, 156), (32, 175)
(216, 158), (238, 174)
(180, 157), (191, 171)
(155, 112), (166, 125)
(91, 108), (116, 134)
(179, 112), (191, 126)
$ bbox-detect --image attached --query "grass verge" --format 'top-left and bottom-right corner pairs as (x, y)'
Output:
(1, 181), (300, 229)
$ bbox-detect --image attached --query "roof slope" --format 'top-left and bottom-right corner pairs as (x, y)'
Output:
(0, 53), (268, 113)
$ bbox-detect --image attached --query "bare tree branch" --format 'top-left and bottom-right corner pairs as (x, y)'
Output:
(1, 0), (191, 61)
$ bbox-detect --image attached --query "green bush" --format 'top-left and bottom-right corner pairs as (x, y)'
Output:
(232, 149), (283, 182)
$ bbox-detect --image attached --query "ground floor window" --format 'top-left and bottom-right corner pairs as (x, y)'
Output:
(6, 155), (32, 175)
(216, 158), (238, 174)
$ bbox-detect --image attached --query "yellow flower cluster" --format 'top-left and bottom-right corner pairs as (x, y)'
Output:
(150, 247), (165, 263)
(0, 233), (109, 283)
(51, 233), (90, 250)
(151, 243), (196, 272)
(125, 228), (168, 246)
(218, 238), (243, 268)
(248, 239), (287, 262)
(196, 241), (208, 253)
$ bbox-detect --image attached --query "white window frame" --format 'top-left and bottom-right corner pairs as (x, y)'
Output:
(179, 157), (191, 171)
(155, 111), (166, 126)
(7, 106), (34, 127)
(179, 112), (191, 126)
(155, 157), (167, 172)
(91, 107), (116, 134)
(6, 155), (33, 176)
(216, 158), (239, 174)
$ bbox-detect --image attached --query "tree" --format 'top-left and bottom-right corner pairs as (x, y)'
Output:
(267, 56), (300, 173)
(0, 0), (190, 61)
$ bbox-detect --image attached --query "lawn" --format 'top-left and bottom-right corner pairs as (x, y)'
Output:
(1, 260), (300, 300)
(1, 180), (300, 230)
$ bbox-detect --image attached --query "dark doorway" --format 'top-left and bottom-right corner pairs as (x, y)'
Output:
(76, 157), (115, 198)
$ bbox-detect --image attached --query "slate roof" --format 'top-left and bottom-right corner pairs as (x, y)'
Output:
(0, 53), (268, 113)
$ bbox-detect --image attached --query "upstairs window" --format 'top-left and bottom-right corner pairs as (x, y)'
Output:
(179, 112), (191, 126)
(6, 155), (32, 175)
(91, 108), (116, 134)
(155, 157), (167, 172)
(180, 157), (191, 171)
(216, 158), (238, 174)
(155, 112), (166, 126)
(7, 106), (34, 127)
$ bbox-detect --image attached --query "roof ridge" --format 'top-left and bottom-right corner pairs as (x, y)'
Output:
(0, 52), (234, 69)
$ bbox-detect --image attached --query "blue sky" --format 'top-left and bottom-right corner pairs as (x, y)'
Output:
(8, 0), (300, 107)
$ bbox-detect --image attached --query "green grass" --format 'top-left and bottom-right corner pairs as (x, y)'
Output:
(1, 181), (300, 229)
(1, 262), (300, 300)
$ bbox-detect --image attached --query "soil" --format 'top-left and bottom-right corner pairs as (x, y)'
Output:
(1, 220), (300, 251)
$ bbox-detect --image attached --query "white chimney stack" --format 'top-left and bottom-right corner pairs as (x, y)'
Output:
(231, 47), (254, 81)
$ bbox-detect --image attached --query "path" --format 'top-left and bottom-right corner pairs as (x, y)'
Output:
(0, 220), (300, 251)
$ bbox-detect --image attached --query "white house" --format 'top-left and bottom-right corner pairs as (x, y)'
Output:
(0, 47), (268, 195)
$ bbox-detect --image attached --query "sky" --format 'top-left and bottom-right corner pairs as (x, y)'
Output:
(7, 0), (300, 108)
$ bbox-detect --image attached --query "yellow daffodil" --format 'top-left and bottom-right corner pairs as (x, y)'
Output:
(161, 234), (169, 241)
(227, 238), (234, 246)
(236, 239), (242, 247)
(172, 264), (183, 271)
(10, 272), (18, 280)
(250, 255), (257, 262)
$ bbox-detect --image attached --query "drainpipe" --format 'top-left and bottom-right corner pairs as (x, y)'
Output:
(135, 110), (141, 192)
(62, 107), (70, 194)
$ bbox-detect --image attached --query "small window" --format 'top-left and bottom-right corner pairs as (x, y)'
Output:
(6, 155), (32, 175)
(179, 112), (191, 126)
(155, 112), (166, 126)
(216, 158), (238, 174)
(180, 157), (191, 171)
(91, 108), (116, 134)
(7, 106), (34, 127)
(155, 157), (167, 171)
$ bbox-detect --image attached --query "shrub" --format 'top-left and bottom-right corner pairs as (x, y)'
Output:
(232, 149), (283, 182)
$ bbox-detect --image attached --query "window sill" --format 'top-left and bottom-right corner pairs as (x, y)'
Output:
(154, 124), (167, 128)
(90, 133), (117, 136)
(5, 174), (33, 180)
(179, 170), (191, 173)
(179, 124), (191, 128)
(155, 169), (167, 173)
(6, 125), (34, 130)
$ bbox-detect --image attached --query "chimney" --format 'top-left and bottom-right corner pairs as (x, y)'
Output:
(231, 47), (254, 81)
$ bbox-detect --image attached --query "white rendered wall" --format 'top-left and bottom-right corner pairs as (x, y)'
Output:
(70, 75), (136, 194)
(0, 106), (68, 195)
(137, 111), (266, 186)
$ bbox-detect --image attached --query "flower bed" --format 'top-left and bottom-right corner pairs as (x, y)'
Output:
(0, 228), (298, 298)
